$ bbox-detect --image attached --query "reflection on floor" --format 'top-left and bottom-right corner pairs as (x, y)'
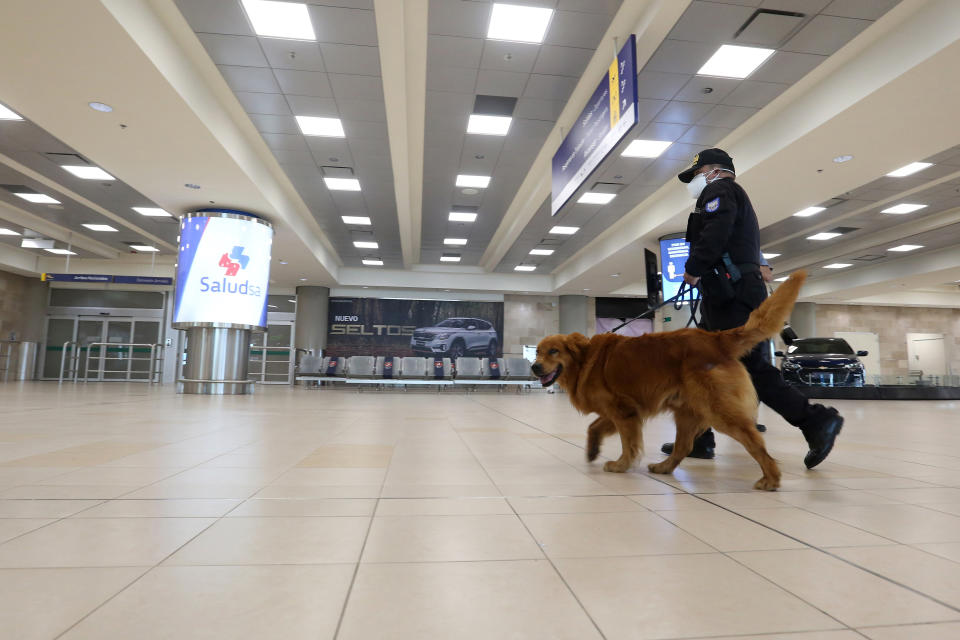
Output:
(1, 383), (959, 639)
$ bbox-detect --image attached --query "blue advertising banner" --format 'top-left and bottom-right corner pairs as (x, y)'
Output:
(42, 273), (173, 285)
(551, 34), (638, 215)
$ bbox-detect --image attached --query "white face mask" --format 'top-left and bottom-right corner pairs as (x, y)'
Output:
(686, 169), (729, 199)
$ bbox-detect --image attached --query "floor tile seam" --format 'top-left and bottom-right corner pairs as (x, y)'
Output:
(855, 619), (960, 630)
(914, 501), (960, 517)
(48, 565), (156, 640)
(786, 501), (950, 546)
(455, 403), (609, 640)
(903, 542), (960, 567)
(0, 497), (111, 547)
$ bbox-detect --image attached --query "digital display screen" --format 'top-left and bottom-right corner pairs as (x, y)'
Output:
(659, 237), (698, 303)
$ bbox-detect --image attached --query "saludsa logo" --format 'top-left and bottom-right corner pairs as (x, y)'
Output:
(199, 245), (263, 296)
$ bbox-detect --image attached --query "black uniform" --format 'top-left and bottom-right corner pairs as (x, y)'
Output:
(685, 177), (822, 430)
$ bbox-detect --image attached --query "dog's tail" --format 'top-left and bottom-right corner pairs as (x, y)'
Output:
(720, 270), (807, 358)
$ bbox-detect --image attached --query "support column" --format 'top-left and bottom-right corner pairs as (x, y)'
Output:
(790, 302), (817, 339)
(295, 286), (329, 355)
(559, 295), (589, 335)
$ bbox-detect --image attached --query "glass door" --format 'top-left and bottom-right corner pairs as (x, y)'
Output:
(131, 320), (161, 381)
(249, 322), (294, 384)
(42, 317), (77, 379)
(77, 320), (106, 380)
(101, 319), (133, 380)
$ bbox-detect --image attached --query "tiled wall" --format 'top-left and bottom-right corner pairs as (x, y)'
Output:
(0, 269), (48, 342)
(503, 295), (559, 358)
(816, 304), (960, 376)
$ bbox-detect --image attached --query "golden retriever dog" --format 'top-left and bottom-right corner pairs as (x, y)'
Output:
(531, 271), (807, 491)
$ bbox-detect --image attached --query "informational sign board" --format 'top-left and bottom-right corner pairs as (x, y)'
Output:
(659, 236), (699, 303)
(41, 273), (173, 285)
(551, 34), (638, 215)
(173, 214), (273, 329)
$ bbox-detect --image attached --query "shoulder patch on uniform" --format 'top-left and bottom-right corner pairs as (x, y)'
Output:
(705, 197), (720, 212)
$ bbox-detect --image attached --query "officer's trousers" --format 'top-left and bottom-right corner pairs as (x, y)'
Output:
(699, 271), (814, 429)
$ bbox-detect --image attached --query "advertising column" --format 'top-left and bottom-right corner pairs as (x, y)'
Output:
(173, 210), (273, 394)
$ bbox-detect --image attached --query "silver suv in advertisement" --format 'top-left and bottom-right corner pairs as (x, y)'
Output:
(411, 317), (499, 358)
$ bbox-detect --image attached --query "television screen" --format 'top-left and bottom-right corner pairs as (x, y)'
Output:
(659, 236), (699, 303)
(643, 248), (659, 308)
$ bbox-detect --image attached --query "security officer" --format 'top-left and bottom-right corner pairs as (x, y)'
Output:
(660, 148), (842, 469)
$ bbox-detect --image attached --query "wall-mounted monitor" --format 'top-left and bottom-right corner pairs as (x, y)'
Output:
(658, 234), (699, 304)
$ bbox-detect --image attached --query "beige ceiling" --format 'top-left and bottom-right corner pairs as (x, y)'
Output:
(0, 0), (957, 307)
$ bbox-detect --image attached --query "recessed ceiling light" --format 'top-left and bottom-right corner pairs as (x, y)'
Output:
(61, 165), (114, 180)
(549, 226), (579, 235)
(295, 115), (344, 137)
(21, 238), (54, 249)
(14, 193), (60, 204)
(278, 260), (288, 265)
(44, 248), (77, 255)
(487, 3), (554, 44)
(342, 216), (371, 225)
(131, 245), (159, 252)
(823, 263), (852, 269)
(697, 44), (774, 79)
(833, 155), (854, 163)
(132, 206), (172, 217)
(467, 114), (512, 136)
(440, 255), (461, 262)
(362, 259), (384, 266)
(774, 275), (789, 282)
(88, 102), (113, 113)
(611, 273), (620, 278)
(324, 177), (361, 191)
(241, 0), (316, 40)
(881, 203), (926, 214)
(622, 139), (672, 158)
(807, 232), (841, 241)
(0, 103), (22, 120)
(888, 244), (924, 252)
(514, 265), (536, 272)
(0, 228), (21, 235)
(444, 238), (468, 245)
(887, 162), (933, 177)
(762, 252), (781, 259)
(267, 304), (278, 309)
(299, 277), (308, 281)
(529, 248), (554, 256)
(456, 174), (490, 188)
(449, 211), (478, 222)
(354, 241), (378, 249)
(287, 299), (297, 303)
(793, 206), (825, 217)
(578, 192), (616, 205)
(583, 288), (591, 291)
(82, 224), (118, 232)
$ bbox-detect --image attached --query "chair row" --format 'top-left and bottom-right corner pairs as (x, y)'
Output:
(298, 355), (537, 384)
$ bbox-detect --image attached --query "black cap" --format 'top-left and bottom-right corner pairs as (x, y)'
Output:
(677, 148), (735, 183)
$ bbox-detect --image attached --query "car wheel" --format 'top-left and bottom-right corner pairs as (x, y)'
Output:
(487, 339), (498, 357)
(448, 340), (465, 360)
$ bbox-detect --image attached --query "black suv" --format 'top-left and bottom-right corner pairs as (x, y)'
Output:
(776, 337), (868, 387)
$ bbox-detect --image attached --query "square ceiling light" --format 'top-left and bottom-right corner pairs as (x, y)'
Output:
(82, 224), (118, 232)
(807, 232), (841, 241)
(325, 177), (361, 191)
(341, 216), (371, 225)
(0, 228), (20, 235)
(132, 206), (172, 217)
(467, 114), (512, 136)
(881, 203), (926, 214)
(762, 252), (780, 259)
(622, 139), (672, 158)
(514, 265), (536, 272)
(529, 248), (554, 256)
(21, 238), (54, 249)
(888, 244), (923, 252)
(440, 254), (461, 262)
(362, 259), (384, 266)
(130, 245), (159, 252)
(698, 44), (775, 79)
(823, 263), (852, 269)
(61, 165), (114, 180)
(44, 248), (77, 255)
(578, 192), (616, 205)
(487, 3), (554, 44)
(296, 115), (344, 137)
(887, 162), (933, 177)
(449, 211), (478, 222)
(0, 103), (22, 120)
(549, 226), (579, 235)
(793, 206), (825, 217)
(444, 238), (468, 245)
(241, 0), (315, 40)
(14, 192), (60, 204)
(353, 241), (378, 249)
(456, 174), (490, 188)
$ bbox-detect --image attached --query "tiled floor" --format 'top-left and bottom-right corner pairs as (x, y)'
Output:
(1, 383), (959, 639)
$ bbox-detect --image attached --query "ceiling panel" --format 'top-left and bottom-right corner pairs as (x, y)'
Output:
(196, 33), (267, 66)
(782, 14), (871, 55)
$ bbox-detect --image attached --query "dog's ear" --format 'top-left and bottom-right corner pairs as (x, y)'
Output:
(565, 332), (590, 361)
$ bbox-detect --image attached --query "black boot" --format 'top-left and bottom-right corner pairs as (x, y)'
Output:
(800, 405), (843, 469)
(661, 429), (715, 459)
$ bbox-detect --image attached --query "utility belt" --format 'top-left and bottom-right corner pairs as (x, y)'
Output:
(698, 253), (759, 303)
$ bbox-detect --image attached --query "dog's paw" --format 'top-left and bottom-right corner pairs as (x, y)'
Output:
(586, 443), (600, 462)
(753, 476), (779, 491)
(603, 460), (629, 473)
(647, 461), (673, 475)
